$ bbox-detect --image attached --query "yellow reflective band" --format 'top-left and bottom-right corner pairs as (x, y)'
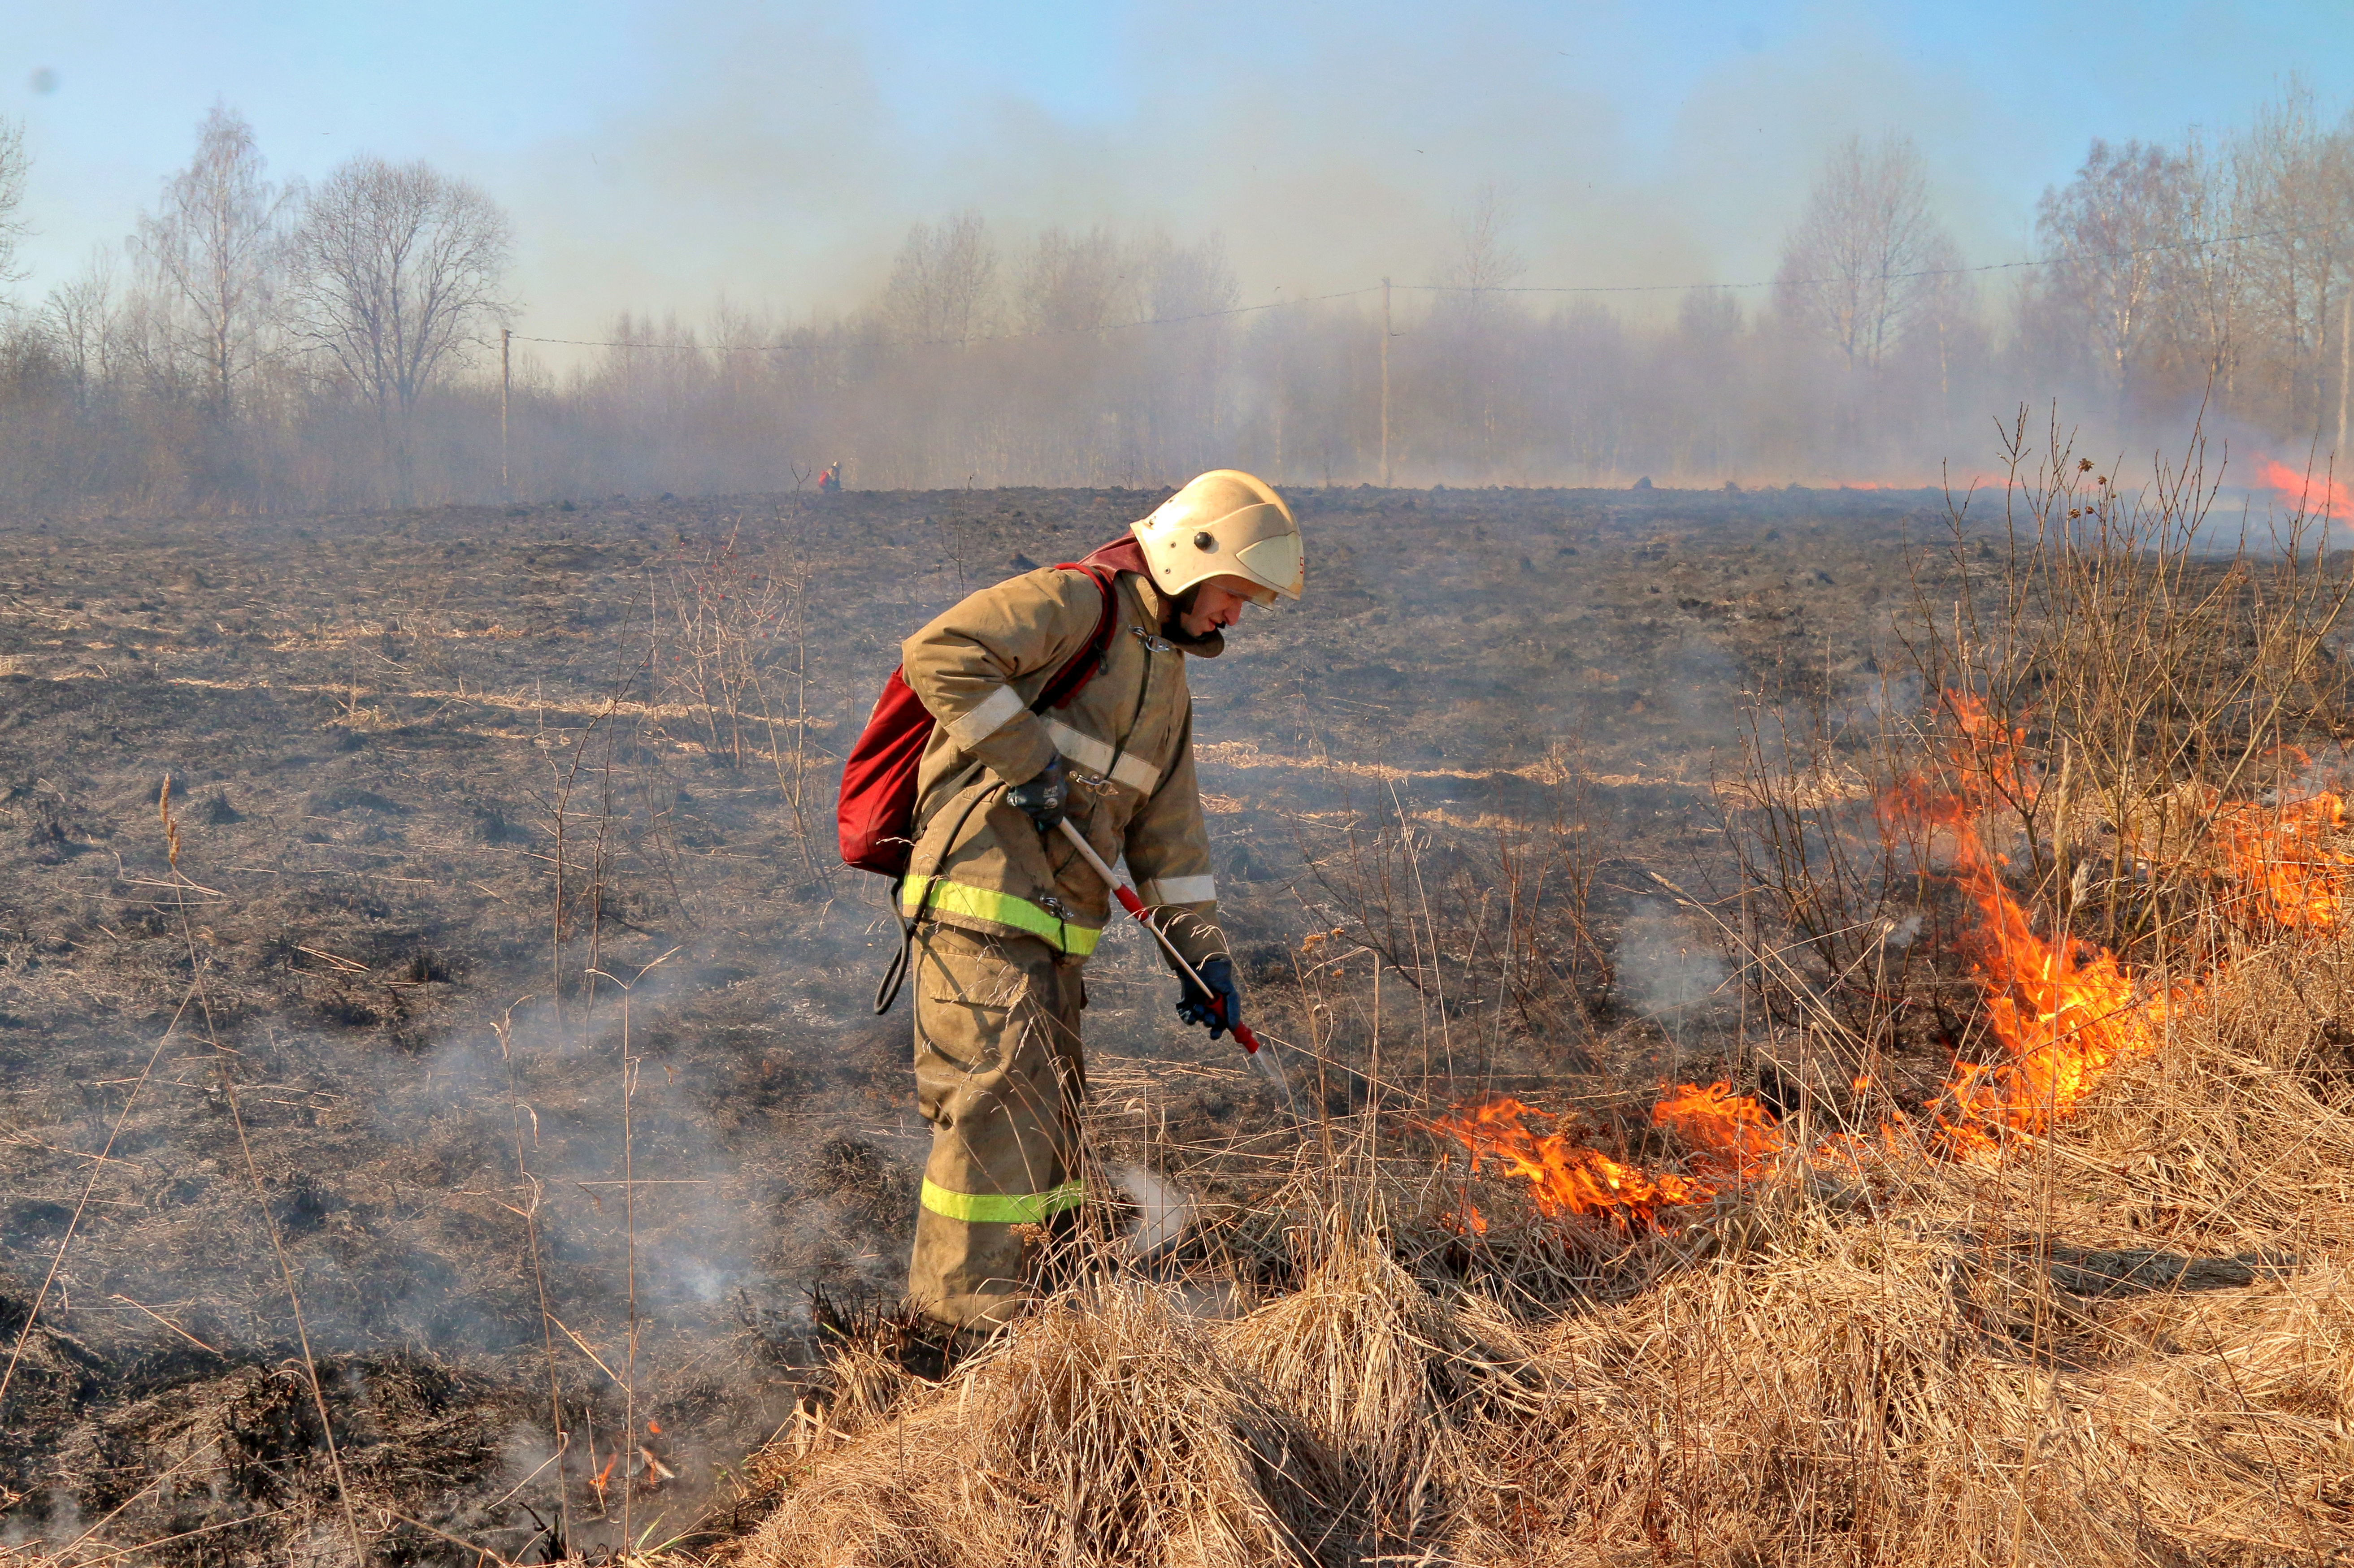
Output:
(921, 1177), (1085, 1225)
(901, 876), (1104, 956)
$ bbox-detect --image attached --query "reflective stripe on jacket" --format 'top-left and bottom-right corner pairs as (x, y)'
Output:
(898, 564), (1226, 967)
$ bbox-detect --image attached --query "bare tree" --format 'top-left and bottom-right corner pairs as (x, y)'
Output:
(289, 156), (511, 417)
(2036, 139), (2193, 413)
(2167, 129), (2243, 408)
(2230, 82), (2354, 436)
(1775, 133), (1955, 369)
(135, 105), (295, 414)
(1440, 182), (1527, 298)
(1134, 231), (1241, 471)
(1143, 230), (1239, 321)
(1418, 185), (1531, 476)
(0, 117), (30, 292)
(43, 249), (122, 409)
(1017, 225), (1129, 335)
(882, 211), (998, 344)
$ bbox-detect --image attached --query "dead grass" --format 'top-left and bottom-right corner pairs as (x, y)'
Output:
(720, 413), (2354, 1562)
(738, 1284), (1334, 1567)
(723, 928), (2354, 1565)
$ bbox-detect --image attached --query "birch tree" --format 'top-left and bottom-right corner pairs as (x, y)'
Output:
(1775, 133), (1955, 370)
(135, 105), (294, 414)
(0, 117), (30, 292)
(2036, 139), (2193, 411)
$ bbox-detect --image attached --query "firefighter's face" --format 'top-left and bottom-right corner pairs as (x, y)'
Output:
(1179, 576), (1262, 639)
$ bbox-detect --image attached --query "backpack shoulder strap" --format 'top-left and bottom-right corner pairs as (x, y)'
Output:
(1034, 564), (1121, 712)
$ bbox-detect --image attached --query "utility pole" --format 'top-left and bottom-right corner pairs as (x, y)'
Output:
(1375, 273), (1384, 482)
(500, 327), (512, 499)
(2337, 290), (2350, 481)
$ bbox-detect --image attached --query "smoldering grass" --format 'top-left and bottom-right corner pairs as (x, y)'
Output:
(495, 998), (574, 1552)
(0, 990), (192, 1411)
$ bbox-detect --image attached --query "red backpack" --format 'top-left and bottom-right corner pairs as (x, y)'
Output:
(837, 563), (1122, 877)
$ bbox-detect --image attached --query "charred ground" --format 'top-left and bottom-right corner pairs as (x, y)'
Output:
(0, 484), (1947, 1560)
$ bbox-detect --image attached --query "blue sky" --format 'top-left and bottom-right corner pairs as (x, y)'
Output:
(2, 0), (2347, 338)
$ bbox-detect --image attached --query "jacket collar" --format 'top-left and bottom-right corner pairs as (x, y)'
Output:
(1121, 570), (1223, 658)
(1084, 533), (1223, 658)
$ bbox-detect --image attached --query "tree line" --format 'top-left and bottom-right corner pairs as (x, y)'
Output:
(0, 86), (2350, 515)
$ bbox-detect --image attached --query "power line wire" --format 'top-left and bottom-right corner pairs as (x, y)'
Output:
(511, 285), (1380, 353)
(509, 221), (2334, 352)
(1403, 221), (2335, 295)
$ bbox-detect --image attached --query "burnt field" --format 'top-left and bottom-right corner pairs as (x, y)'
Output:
(0, 483), (1947, 1561)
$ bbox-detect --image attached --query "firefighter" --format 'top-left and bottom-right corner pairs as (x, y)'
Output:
(893, 470), (1304, 1344)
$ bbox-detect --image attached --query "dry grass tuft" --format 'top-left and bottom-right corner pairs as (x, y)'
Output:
(1224, 1228), (1544, 1544)
(739, 1283), (1333, 1568)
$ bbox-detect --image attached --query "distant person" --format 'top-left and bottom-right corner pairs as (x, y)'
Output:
(818, 463), (843, 494)
(851, 470), (1305, 1364)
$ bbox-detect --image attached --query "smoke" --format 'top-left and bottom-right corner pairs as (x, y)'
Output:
(7, 9), (2353, 511)
(10, 0), (2198, 334)
(1614, 900), (1728, 1032)
(1113, 1165), (1193, 1259)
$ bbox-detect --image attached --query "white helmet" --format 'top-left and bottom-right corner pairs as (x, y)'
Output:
(1130, 469), (1303, 607)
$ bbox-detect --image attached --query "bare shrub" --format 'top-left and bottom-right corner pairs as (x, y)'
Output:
(1302, 745), (1612, 1076)
(647, 524), (825, 882)
(1729, 409), (2354, 1102)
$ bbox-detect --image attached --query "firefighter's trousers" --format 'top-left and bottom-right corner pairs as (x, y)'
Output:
(907, 921), (1087, 1330)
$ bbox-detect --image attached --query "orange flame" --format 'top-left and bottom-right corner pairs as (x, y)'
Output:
(1927, 799), (2167, 1161)
(2207, 792), (2350, 932)
(2248, 455), (2352, 520)
(1433, 695), (2354, 1220)
(1429, 1096), (1720, 1226)
(1650, 1081), (1786, 1178)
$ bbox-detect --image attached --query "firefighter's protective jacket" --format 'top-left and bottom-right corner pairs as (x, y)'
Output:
(898, 564), (1226, 970)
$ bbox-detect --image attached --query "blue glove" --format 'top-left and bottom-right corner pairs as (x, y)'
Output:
(1175, 955), (1242, 1040)
(1003, 756), (1067, 832)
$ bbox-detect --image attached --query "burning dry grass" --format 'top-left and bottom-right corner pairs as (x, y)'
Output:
(731, 923), (2354, 1566)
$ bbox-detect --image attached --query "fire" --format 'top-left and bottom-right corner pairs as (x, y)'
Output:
(1928, 803), (2167, 1161)
(1433, 691), (2354, 1221)
(2248, 455), (2352, 520)
(2206, 792), (2350, 932)
(1889, 693), (2179, 1158)
(1650, 1080), (1785, 1178)
(1429, 1096), (1718, 1225)
(1427, 1082), (1786, 1230)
